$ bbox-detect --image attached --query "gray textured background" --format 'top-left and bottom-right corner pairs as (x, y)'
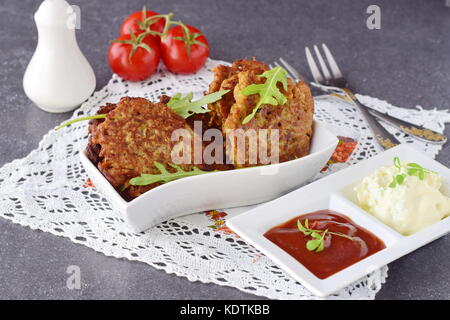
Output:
(0, 0), (449, 299)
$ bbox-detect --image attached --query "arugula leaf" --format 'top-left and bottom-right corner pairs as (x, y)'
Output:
(129, 162), (215, 186)
(241, 66), (288, 124)
(168, 90), (230, 119)
(168, 92), (194, 109)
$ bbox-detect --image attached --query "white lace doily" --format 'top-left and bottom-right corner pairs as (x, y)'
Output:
(1, 59), (450, 300)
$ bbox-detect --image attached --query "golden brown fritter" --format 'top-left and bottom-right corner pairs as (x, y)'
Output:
(89, 97), (200, 199)
(209, 59), (314, 168)
(207, 58), (269, 127)
(85, 58), (314, 200)
(159, 94), (233, 172)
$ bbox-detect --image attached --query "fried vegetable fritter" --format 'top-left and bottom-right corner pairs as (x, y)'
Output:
(208, 58), (268, 127)
(88, 97), (200, 199)
(208, 59), (314, 168)
(86, 58), (314, 200)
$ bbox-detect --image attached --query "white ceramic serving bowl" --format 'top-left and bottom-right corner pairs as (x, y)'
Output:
(226, 144), (450, 297)
(80, 120), (338, 232)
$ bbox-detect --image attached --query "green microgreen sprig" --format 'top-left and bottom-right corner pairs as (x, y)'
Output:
(388, 157), (435, 188)
(297, 219), (354, 253)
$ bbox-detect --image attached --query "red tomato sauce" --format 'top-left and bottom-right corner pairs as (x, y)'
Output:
(264, 210), (386, 279)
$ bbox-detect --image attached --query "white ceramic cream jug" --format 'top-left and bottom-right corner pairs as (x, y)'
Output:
(23, 0), (96, 113)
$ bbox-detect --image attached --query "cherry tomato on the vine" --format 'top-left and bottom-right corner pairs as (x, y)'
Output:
(108, 33), (161, 82)
(120, 10), (166, 37)
(160, 25), (209, 74)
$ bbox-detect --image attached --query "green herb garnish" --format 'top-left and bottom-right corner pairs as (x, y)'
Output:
(297, 219), (354, 253)
(241, 66), (288, 124)
(388, 157), (435, 188)
(167, 90), (229, 119)
(55, 90), (229, 130)
(129, 161), (215, 186)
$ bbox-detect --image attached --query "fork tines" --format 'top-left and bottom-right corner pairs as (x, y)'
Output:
(271, 58), (305, 83)
(305, 44), (343, 83)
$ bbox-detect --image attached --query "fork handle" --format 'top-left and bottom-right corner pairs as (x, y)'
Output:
(341, 89), (401, 150)
(366, 108), (447, 145)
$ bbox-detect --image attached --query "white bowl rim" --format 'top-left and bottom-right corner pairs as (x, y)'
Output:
(81, 120), (338, 205)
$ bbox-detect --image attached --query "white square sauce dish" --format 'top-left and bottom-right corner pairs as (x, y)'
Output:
(80, 120), (338, 232)
(226, 144), (450, 297)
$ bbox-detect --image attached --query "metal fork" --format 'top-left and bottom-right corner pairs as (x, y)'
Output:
(275, 46), (447, 148)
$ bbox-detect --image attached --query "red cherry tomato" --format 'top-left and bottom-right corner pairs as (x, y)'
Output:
(160, 25), (209, 74)
(108, 34), (161, 82)
(120, 10), (165, 37)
